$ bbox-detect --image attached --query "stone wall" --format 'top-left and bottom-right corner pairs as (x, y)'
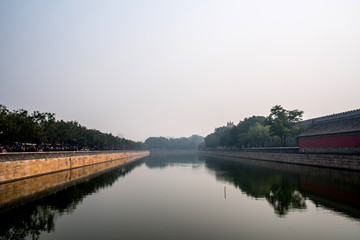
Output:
(0, 151), (138, 162)
(198, 150), (360, 171)
(0, 154), (145, 210)
(0, 151), (149, 183)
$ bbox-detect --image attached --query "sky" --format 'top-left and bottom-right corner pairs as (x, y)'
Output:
(1, 0), (359, 141)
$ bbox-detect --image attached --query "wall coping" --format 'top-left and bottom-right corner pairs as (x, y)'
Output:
(0, 150), (146, 162)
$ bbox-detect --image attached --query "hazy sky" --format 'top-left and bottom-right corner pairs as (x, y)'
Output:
(1, 0), (359, 141)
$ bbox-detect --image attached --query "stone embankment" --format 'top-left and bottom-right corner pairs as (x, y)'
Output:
(198, 150), (360, 171)
(0, 151), (149, 183)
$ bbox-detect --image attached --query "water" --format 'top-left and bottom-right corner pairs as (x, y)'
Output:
(1, 152), (360, 240)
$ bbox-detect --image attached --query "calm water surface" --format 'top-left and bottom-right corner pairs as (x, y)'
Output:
(1, 153), (360, 240)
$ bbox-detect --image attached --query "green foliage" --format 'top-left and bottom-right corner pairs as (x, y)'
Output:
(145, 135), (204, 150)
(236, 116), (267, 147)
(0, 105), (144, 150)
(145, 137), (170, 149)
(204, 116), (270, 148)
(204, 133), (218, 148)
(204, 105), (304, 149)
(205, 105), (303, 148)
(247, 123), (271, 147)
(264, 105), (304, 147)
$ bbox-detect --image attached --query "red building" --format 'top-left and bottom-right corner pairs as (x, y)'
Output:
(298, 109), (360, 154)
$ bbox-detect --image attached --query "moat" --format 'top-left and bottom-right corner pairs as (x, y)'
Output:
(1, 152), (360, 240)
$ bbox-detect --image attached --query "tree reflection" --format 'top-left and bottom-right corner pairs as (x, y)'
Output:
(265, 180), (306, 216)
(0, 158), (145, 240)
(203, 156), (307, 216)
(147, 153), (308, 217)
(145, 152), (203, 169)
(0, 204), (55, 240)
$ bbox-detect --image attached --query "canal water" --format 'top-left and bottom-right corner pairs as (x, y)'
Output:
(1, 152), (360, 240)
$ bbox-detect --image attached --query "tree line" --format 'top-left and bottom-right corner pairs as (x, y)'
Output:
(0, 105), (144, 151)
(145, 135), (204, 150)
(204, 105), (304, 148)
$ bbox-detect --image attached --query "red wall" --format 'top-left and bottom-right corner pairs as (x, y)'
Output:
(299, 134), (360, 148)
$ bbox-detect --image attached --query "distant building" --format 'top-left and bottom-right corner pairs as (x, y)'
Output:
(298, 109), (360, 154)
(226, 121), (235, 128)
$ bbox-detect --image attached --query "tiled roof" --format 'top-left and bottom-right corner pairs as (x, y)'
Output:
(306, 109), (360, 124)
(299, 109), (360, 137)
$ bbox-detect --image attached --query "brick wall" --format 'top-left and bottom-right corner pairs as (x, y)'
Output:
(198, 150), (360, 171)
(0, 151), (149, 183)
(0, 154), (146, 210)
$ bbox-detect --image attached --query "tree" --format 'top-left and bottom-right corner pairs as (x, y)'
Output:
(204, 133), (218, 148)
(247, 123), (271, 147)
(145, 137), (170, 149)
(204, 116), (267, 149)
(237, 116), (266, 148)
(264, 105), (303, 147)
(189, 135), (204, 145)
(145, 135), (204, 150)
(0, 105), (145, 150)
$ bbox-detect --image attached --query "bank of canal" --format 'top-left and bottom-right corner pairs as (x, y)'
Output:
(0, 151), (150, 183)
(0, 151), (149, 211)
(198, 150), (360, 171)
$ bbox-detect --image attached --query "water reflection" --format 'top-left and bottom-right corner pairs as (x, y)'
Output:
(200, 154), (360, 219)
(1, 153), (360, 240)
(146, 152), (307, 216)
(202, 156), (306, 216)
(145, 151), (203, 169)
(0, 158), (145, 240)
(144, 152), (360, 219)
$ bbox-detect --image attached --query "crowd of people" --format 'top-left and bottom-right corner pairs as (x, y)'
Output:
(0, 143), (91, 153)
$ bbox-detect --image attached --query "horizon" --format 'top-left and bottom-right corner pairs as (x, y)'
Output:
(2, 103), (358, 143)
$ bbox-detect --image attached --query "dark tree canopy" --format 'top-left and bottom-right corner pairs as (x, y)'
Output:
(145, 135), (204, 150)
(204, 105), (304, 149)
(0, 105), (144, 151)
(204, 116), (272, 148)
(264, 105), (304, 147)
